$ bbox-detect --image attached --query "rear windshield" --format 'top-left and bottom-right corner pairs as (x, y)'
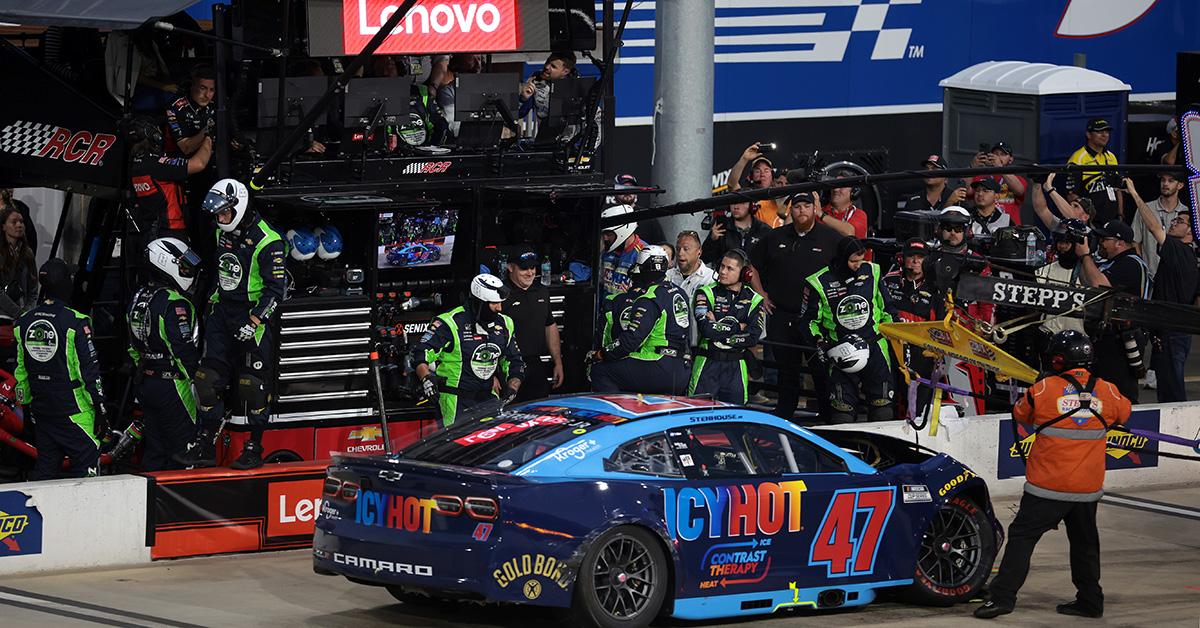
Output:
(400, 405), (619, 471)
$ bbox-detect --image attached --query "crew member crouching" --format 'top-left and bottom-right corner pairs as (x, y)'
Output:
(975, 330), (1131, 620)
(688, 249), (764, 403)
(590, 245), (691, 394)
(410, 274), (524, 427)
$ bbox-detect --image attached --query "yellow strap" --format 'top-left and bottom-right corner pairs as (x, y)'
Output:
(929, 388), (944, 437)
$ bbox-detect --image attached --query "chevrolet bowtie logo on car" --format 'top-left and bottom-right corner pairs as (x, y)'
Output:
(0, 120), (118, 166)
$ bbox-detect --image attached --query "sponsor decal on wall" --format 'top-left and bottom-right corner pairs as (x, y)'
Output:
(997, 409), (1160, 479)
(0, 491), (42, 557)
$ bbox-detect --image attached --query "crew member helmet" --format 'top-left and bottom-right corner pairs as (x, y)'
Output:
(314, 225), (343, 260)
(468, 273), (509, 324)
(1044, 329), (1094, 372)
(631, 244), (670, 276)
(203, 179), (251, 232)
(146, 237), (201, 292)
(601, 204), (636, 252)
(827, 335), (871, 373)
(287, 229), (318, 261)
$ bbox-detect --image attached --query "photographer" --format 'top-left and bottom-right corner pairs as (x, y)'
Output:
(1033, 219), (1089, 348)
(728, 143), (784, 227)
(906, 155), (967, 212)
(971, 142), (1026, 223)
(1032, 172), (1091, 233)
(1076, 219), (1150, 403)
(1126, 178), (1196, 402)
(701, 199), (770, 266)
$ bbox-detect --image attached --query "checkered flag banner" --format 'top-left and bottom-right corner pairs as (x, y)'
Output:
(0, 120), (58, 156)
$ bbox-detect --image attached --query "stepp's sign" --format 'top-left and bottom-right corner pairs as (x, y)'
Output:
(342, 0), (518, 55)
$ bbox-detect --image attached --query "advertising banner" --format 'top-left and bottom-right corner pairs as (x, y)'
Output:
(342, 0), (520, 54)
(997, 408), (1161, 480)
(0, 491), (42, 558)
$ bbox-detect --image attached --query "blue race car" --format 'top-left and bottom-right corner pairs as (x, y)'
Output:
(313, 394), (1002, 627)
(386, 242), (441, 266)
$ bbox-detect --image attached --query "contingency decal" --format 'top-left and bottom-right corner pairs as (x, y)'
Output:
(699, 537), (774, 590)
(808, 487), (895, 578)
(0, 491), (42, 556)
(493, 553), (571, 598)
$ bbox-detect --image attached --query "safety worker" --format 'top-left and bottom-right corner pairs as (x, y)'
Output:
(975, 330), (1130, 620)
(883, 238), (938, 416)
(15, 259), (107, 479)
(127, 238), (201, 471)
(410, 274), (525, 426)
(176, 179), (286, 471)
(126, 115), (212, 243)
(590, 245), (691, 394)
(600, 204), (646, 297)
(805, 237), (897, 423)
(688, 249), (764, 403)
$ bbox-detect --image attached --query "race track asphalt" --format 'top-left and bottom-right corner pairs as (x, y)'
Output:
(1, 485), (1198, 627)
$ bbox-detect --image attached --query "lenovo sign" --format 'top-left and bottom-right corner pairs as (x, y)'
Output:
(343, 0), (518, 54)
(267, 479), (325, 537)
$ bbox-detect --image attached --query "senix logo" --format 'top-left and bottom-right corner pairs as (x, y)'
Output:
(617, 1), (926, 64)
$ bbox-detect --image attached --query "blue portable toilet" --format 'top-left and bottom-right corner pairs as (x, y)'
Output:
(939, 61), (1131, 166)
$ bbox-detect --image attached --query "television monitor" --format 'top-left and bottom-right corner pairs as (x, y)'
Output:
(257, 77), (329, 127)
(377, 208), (458, 269)
(453, 73), (520, 122)
(344, 77), (413, 128)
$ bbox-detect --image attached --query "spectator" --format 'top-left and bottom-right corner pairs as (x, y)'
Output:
(0, 189), (36, 256)
(1162, 117), (1181, 166)
(971, 142), (1026, 224)
(822, 177), (867, 238)
(729, 143), (784, 227)
(749, 192), (842, 420)
(612, 174), (666, 248)
(660, 242), (675, 268)
(701, 199), (770, 266)
(165, 64), (218, 158)
(433, 53), (482, 138)
(968, 178), (1012, 236)
(0, 208), (38, 322)
(1131, 172), (1188, 277)
(906, 155), (967, 212)
(1126, 178), (1196, 402)
(1031, 172), (1092, 233)
(518, 51), (577, 138)
(666, 231), (712, 305)
(504, 250), (564, 402)
(1076, 220), (1150, 403)
(1068, 118), (1123, 223)
(600, 204), (646, 297)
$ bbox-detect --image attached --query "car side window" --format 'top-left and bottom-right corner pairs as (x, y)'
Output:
(741, 425), (848, 475)
(605, 433), (684, 477)
(681, 425), (756, 478)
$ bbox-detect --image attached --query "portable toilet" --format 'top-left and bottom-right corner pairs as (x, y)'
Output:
(939, 61), (1131, 167)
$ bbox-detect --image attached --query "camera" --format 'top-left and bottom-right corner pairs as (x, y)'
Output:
(1056, 218), (1090, 245)
(701, 207), (729, 231)
(757, 141), (777, 154)
(1103, 170), (1126, 189)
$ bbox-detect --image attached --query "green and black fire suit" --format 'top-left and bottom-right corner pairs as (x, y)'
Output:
(688, 282), (764, 403)
(805, 261), (897, 422)
(590, 282), (691, 394)
(197, 215), (286, 434)
(410, 306), (525, 426)
(128, 283), (199, 470)
(15, 298), (107, 479)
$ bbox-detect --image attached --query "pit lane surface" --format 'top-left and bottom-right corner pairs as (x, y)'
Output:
(2, 485), (1198, 628)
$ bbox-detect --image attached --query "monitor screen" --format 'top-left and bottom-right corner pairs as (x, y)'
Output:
(377, 208), (458, 269)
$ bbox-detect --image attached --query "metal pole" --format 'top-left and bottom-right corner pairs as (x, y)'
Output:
(274, 0), (292, 151)
(650, 0), (715, 242)
(213, 4), (231, 178)
(600, 0), (615, 176)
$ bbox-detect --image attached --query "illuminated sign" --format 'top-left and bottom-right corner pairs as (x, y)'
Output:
(342, 0), (519, 55)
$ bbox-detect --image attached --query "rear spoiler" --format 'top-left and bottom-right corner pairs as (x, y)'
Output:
(331, 454), (531, 486)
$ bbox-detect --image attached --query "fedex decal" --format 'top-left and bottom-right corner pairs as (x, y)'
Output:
(344, 0), (518, 55)
(268, 479), (325, 537)
(0, 120), (118, 166)
(663, 481), (807, 542)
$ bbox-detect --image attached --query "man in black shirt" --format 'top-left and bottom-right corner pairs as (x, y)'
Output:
(1078, 219), (1150, 402)
(749, 191), (842, 420)
(504, 249), (563, 402)
(702, 199), (771, 266)
(906, 155), (967, 212)
(127, 116), (212, 242)
(1126, 179), (1197, 402)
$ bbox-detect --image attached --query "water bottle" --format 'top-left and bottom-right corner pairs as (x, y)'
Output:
(541, 260), (552, 286)
(1025, 231), (1037, 264)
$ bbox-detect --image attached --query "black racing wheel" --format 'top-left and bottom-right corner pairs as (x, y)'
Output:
(906, 495), (997, 605)
(569, 525), (668, 628)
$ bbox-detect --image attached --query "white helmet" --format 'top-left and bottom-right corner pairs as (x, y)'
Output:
(601, 204), (636, 252)
(203, 178), (251, 232)
(145, 237), (201, 292)
(631, 244), (670, 275)
(827, 335), (871, 373)
(470, 273), (509, 303)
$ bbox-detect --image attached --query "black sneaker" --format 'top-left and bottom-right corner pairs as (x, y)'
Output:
(1056, 602), (1102, 618)
(231, 441), (263, 471)
(173, 430), (217, 468)
(973, 600), (1014, 619)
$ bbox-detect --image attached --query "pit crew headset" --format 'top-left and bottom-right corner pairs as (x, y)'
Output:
(1013, 329), (1109, 464)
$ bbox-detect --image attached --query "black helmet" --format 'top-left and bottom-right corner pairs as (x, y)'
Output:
(1044, 329), (1093, 372)
(38, 258), (73, 301)
(830, 236), (866, 276)
(125, 116), (163, 155)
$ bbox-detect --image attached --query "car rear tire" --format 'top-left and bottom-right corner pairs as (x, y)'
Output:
(906, 495), (996, 606)
(568, 525), (668, 628)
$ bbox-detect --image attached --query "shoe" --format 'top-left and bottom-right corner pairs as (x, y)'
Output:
(1056, 602), (1102, 618)
(973, 600), (1013, 619)
(748, 392), (771, 406)
(1144, 369), (1157, 390)
(173, 430), (217, 468)
(231, 440), (263, 470)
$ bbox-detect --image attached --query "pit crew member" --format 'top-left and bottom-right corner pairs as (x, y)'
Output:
(688, 249), (764, 403)
(410, 274), (525, 426)
(127, 115), (211, 242)
(883, 238), (938, 416)
(600, 204), (646, 297)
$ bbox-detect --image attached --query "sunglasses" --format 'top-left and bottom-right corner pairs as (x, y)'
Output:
(940, 224), (966, 233)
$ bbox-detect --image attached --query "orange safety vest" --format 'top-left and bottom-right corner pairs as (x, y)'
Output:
(1012, 368), (1131, 501)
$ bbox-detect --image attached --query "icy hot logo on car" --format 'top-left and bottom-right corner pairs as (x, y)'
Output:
(662, 480), (807, 542)
(0, 120), (117, 166)
(355, 489), (437, 533)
